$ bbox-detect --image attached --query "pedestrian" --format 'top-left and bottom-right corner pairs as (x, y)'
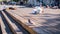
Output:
(39, 5), (44, 14)
(47, 5), (50, 8)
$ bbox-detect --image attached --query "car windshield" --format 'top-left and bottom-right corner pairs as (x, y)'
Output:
(10, 2), (16, 3)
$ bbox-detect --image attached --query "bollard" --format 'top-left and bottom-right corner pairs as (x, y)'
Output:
(28, 19), (32, 24)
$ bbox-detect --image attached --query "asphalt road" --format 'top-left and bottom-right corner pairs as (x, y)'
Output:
(6, 8), (60, 34)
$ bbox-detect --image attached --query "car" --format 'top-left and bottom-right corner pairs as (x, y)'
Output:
(8, 1), (16, 5)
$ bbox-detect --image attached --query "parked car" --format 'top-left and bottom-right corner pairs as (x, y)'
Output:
(8, 1), (16, 5)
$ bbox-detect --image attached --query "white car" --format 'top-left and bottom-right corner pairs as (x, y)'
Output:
(32, 6), (43, 14)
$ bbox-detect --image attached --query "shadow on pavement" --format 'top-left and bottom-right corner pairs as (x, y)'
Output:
(33, 13), (60, 34)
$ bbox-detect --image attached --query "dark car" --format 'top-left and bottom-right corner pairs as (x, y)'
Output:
(8, 1), (16, 5)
